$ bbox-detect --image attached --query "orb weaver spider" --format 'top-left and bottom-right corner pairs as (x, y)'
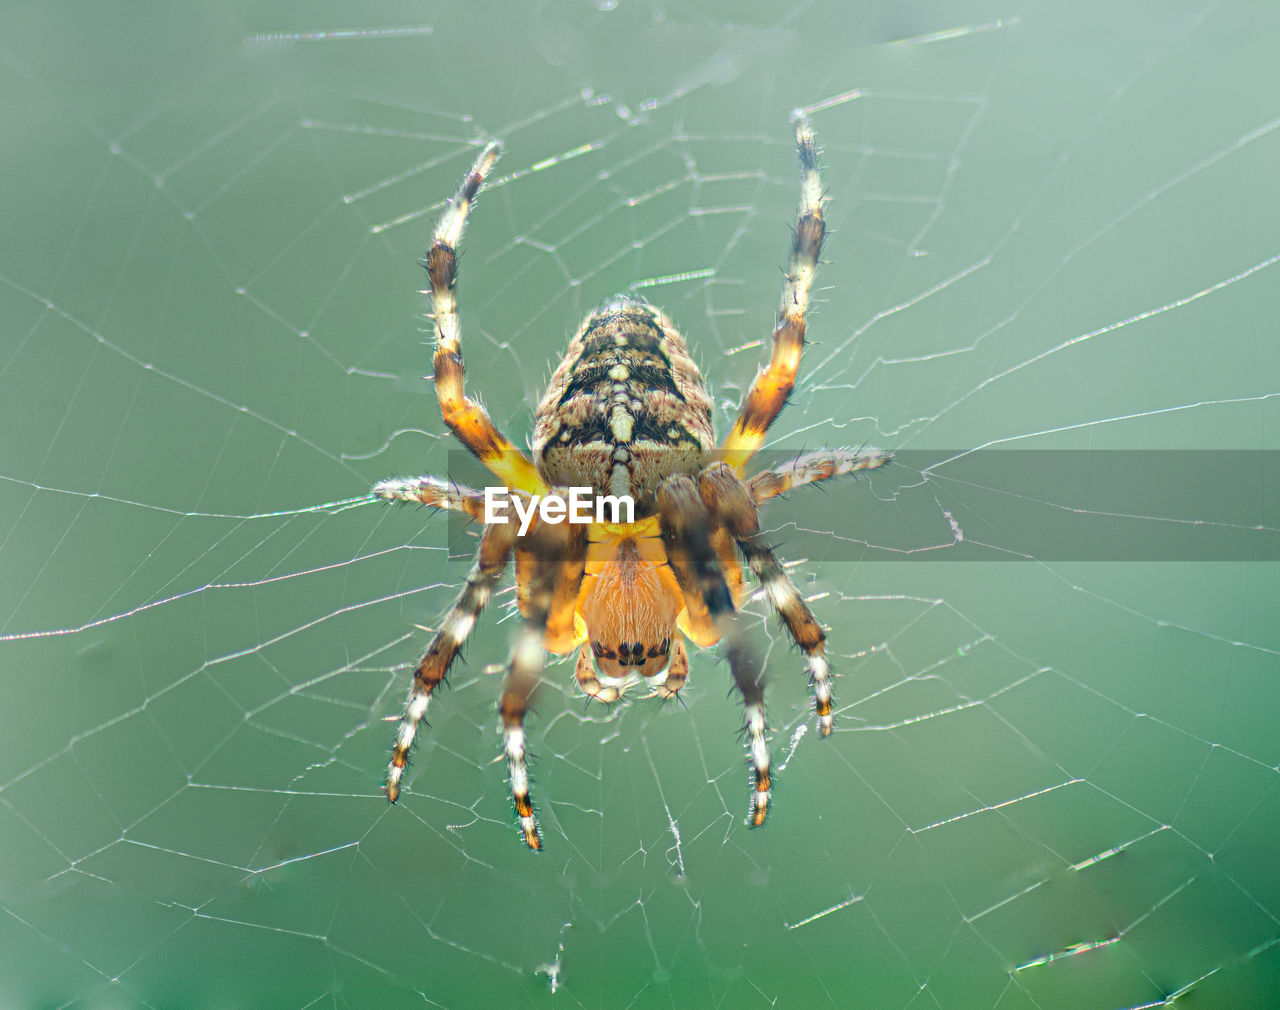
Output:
(374, 114), (888, 849)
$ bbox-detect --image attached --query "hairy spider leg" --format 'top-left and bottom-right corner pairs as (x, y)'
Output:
(513, 503), (587, 655)
(501, 519), (586, 850)
(385, 517), (517, 802)
(746, 447), (892, 504)
(372, 474), (488, 520)
(721, 113), (825, 473)
(701, 463), (838, 735)
(424, 142), (545, 496)
(658, 475), (771, 828)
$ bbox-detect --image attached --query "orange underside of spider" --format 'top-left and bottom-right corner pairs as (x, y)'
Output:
(530, 517), (742, 653)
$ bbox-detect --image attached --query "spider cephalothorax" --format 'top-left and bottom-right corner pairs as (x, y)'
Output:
(373, 116), (889, 849)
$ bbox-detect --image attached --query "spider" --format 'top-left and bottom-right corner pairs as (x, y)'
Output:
(374, 115), (889, 849)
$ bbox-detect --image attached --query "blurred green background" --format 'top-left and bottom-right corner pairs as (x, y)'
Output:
(2, 0), (1279, 1006)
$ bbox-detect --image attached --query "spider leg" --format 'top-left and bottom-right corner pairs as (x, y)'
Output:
(515, 501), (587, 654)
(425, 142), (544, 495)
(700, 463), (837, 735)
(721, 113), (824, 472)
(658, 475), (771, 828)
(385, 517), (517, 802)
(746, 447), (891, 504)
(501, 517), (585, 850)
(373, 474), (488, 521)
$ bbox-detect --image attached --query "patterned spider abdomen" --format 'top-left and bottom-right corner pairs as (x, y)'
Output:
(532, 295), (714, 512)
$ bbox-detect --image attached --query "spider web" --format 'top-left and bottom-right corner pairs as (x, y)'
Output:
(3, 0), (1280, 1006)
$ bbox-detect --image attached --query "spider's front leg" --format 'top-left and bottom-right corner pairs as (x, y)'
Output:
(501, 515), (587, 850)
(658, 475), (771, 828)
(721, 113), (824, 473)
(698, 463), (838, 734)
(424, 142), (543, 496)
(385, 517), (517, 802)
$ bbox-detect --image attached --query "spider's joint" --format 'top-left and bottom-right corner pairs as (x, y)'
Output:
(807, 652), (834, 735)
(745, 704), (770, 761)
(408, 691), (430, 718)
(743, 700), (772, 826)
(505, 727), (528, 781)
(502, 722), (542, 850)
(515, 631), (543, 670)
(442, 611), (476, 642)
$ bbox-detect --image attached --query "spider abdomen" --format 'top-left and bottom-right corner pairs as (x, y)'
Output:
(532, 295), (714, 511)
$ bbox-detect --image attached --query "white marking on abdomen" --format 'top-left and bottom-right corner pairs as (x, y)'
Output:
(610, 406), (634, 442)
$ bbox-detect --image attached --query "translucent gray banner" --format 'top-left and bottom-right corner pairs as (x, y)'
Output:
(396, 449), (1280, 562)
